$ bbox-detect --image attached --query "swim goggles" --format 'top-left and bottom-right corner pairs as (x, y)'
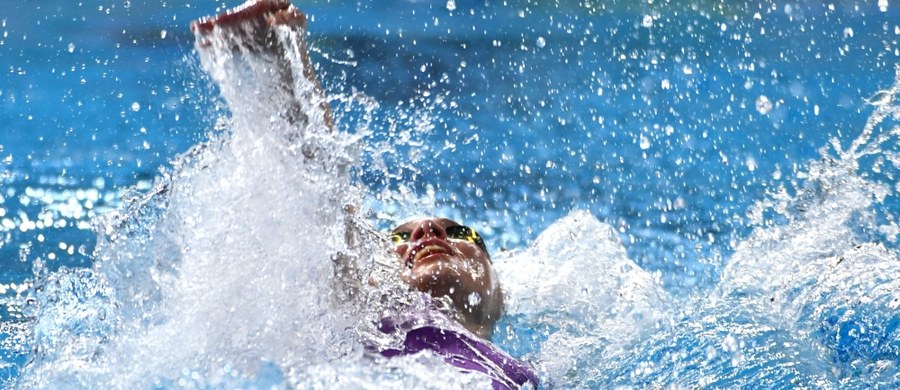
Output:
(390, 225), (489, 255)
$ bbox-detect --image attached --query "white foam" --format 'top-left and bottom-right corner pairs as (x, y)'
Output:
(495, 209), (671, 383)
(19, 5), (369, 386)
(715, 70), (900, 380)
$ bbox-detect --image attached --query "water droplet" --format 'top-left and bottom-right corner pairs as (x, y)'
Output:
(67, 43), (75, 53)
(868, 90), (891, 106)
(755, 95), (772, 114)
(844, 27), (854, 38)
(639, 134), (651, 150)
(160, 29), (168, 39)
(467, 292), (481, 307)
(536, 36), (546, 48)
(131, 102), (141, 112)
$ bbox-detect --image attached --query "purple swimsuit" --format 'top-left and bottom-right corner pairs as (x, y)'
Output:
(374, 298), (539, 389)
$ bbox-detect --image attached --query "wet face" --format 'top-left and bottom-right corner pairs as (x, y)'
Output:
(391, 218), (503, 337)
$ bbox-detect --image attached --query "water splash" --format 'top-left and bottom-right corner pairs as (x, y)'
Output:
(9, 2), (900, 389)
(13, 2), (500, 388)
(647, 70), (900, 388)
(18, 2), (367, 386)
(494, 210), (671, 385)
(491, 69), (900, 388)
(713, 67), (900, 387)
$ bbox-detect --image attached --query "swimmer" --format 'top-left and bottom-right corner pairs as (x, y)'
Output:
(192, 1), (537, 388)
(386, 218), (539, 389)
(390, 218), (503, 339)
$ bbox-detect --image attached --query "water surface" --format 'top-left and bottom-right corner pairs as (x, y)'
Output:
(2, 0), (900, 388)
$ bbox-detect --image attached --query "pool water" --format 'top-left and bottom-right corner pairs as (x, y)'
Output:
(2, 0), (900, 388)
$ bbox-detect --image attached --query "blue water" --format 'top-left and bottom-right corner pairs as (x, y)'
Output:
(2, 0), (900, 388)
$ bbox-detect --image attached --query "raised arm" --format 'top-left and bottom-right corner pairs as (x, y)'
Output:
(191, 0), (334, 144)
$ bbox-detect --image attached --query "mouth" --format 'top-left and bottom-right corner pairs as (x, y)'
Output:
(405, 240), (455, 268)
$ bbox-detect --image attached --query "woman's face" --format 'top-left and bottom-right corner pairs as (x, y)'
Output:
(391, 218), (503, 336)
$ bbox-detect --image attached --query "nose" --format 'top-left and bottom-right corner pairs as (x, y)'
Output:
(409, 220), (447, 242)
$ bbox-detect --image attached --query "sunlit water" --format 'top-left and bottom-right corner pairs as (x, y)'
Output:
(2, 0), (900, 388)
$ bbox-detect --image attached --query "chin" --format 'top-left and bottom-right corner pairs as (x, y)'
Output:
(409, 261), (470, 295)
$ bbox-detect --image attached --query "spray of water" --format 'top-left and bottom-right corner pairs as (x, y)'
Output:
(493, 69), (900, 388)
(15, 2), (499, 388)
(12, 0), (900, 387)
(18, 1), (370, 386)
(494, 210), (671, 384)
(715, 68), (900, 386)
